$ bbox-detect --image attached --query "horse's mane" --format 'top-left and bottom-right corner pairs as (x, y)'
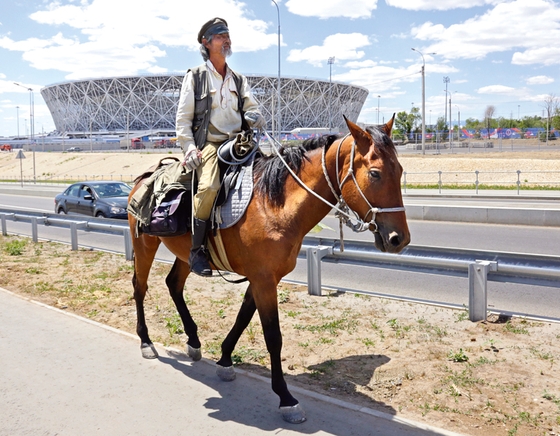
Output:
(365, 125), (397, 156)
(254, 125), (396, 207)
(253, 134), (339, 207)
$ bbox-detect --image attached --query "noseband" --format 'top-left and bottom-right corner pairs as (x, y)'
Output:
(321, 133), (405, 233)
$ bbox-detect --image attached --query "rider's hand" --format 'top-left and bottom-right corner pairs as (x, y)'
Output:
(245, 111), (266, 129)
(181, 143), (202, 171)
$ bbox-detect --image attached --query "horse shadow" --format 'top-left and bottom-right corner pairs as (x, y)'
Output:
(157, 350), (440, 435)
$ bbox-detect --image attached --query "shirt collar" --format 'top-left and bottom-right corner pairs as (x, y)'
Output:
(206, 60), (231, 79)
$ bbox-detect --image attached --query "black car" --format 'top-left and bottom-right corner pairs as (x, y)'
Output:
(54, 181), (132, 219)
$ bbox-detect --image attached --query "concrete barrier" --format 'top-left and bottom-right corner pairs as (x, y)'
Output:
(405, 204), (560, 227)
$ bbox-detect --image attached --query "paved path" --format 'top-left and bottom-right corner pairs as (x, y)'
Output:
(0, 288), (462, 436)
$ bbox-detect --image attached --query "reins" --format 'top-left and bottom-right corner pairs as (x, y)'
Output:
(263, 131), (405, 250)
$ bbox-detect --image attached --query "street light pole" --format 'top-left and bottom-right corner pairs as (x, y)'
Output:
(14, 82), (35, 183)
(443, 76), (450, 134)
(271, 0), (281, 141)
(328, 56), (335, 133)
(411, 48), (435, 155)
(16, 106), (20, 138)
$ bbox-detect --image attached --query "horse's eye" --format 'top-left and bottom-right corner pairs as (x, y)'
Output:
(369, 170), (381, 180)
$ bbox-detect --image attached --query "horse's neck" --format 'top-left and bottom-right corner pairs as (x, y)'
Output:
(284, 149), (337, 234)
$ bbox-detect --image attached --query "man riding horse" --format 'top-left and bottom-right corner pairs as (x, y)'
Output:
(176, 17), (265, 277)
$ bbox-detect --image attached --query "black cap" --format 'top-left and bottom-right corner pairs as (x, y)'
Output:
(197, 17), (229, 43)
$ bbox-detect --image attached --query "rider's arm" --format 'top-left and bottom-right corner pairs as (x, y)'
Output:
(176, 70), (196, 154)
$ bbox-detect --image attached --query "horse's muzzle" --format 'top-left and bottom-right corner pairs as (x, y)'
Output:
(374, 228), (410, 253)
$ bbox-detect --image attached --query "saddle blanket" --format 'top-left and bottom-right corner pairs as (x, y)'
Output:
(215, 160), (254, 229)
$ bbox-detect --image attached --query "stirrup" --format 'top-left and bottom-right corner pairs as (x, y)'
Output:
(189, 247), (212, 277)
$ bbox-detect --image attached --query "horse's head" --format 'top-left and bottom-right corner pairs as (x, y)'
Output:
(337, 116), (410, 253)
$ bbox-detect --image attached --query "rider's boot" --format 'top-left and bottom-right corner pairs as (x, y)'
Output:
(188, 218), (212, 277)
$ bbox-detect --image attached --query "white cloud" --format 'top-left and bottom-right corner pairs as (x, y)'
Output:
(512, 46), (560, 66)
(477, 85), (516, 94)
(285, 0), (379, 19)
(526, 75), (554, 85)
(411, 0), (560, 66)
(287, 33), (370, 67)
(386, 0), (498, 11)
(1, 0), (279, 80)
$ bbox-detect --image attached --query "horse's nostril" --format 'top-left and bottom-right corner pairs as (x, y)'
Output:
(388, 231), (400, 247)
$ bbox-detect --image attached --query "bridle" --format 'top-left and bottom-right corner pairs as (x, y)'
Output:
(321, 133), (405, 234)
(263, 131), (405, 239)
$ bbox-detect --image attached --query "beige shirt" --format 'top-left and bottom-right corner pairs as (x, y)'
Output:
(176, 60), (260, 151)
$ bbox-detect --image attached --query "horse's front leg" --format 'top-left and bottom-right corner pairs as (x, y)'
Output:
(255, 286), (306, 424)
(166, 258), (201, 361)
(216, 285), (257, 380)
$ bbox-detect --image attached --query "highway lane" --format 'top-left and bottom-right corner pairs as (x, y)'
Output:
(1, 193), (559, 319)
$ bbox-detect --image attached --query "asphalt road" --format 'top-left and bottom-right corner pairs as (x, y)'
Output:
(0, 288), (459, 436)
(1, 192), (560, 319)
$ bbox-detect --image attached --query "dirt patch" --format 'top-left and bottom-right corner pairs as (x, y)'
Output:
(1, 150), (560, 187)
(1, 236), (559, 436)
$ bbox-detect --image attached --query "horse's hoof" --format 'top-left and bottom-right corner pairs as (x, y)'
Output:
(280, 404), (307, 424)
(187, 345), (202, 361)
(141, 343), (158, 359)
(216, 364), (236, 381)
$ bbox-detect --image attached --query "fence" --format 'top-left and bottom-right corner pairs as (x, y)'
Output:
(402, 169), (560, 193)
(2, 168), (560, 192)
(1, 209), (559, 323)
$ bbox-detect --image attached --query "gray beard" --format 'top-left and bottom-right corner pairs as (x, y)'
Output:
(222, 47), (232, 58)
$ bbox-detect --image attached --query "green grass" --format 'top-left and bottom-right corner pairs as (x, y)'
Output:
(402, 183), (560, 191)
(4, 239), (27, 256)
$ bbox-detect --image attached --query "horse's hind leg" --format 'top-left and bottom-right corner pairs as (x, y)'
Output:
(132, 235), (160, 359)
(216, 285), (257, 380)
(166, 258), (201, 361)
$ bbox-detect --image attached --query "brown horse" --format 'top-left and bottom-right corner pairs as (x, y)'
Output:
(127, 117), (410, 423)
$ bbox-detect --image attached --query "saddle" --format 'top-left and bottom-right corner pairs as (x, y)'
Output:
(129, 134), (258, 238)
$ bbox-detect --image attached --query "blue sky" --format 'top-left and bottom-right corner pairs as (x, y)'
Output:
(1, 0), (560, 137)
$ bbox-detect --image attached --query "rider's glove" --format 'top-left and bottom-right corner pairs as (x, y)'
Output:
(181, 143), (202, 171)
(245, 111), (266, 129)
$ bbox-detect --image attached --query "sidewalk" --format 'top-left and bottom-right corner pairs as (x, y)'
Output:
(0, 288), (462, 436)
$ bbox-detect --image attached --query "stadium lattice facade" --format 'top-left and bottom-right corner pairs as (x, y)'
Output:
(40, 74), (368, 136)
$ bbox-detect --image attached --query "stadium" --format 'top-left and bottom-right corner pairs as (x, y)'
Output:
(40, 74), (369, 140)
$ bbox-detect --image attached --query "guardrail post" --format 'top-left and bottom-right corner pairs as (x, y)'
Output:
(70, 222), (79, 250)
(31, 217), (39, 242)
(307, 245), (333, 296)
(123, 229), (133, 261)
(69, 221), (87, 251)
(468, 260), (498, 322)
(1, 213), (14, 236)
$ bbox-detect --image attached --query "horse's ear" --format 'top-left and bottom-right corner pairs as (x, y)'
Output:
(383, 113), (396, 136)
(343, 115), (370, 146)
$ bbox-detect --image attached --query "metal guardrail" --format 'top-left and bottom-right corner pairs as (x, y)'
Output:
(301, 236), (560, 322)
(1, 208), (559, 322)
(0, 209), (133, 261)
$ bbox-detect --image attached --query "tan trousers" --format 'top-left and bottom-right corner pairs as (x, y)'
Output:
(193, 141), (221, 220)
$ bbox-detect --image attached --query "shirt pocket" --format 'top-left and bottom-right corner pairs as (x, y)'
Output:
(227, 79), (240, 111)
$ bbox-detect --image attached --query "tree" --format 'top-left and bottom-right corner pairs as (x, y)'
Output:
(542, 94), (559, 134)
(394, 109), (421, 140)
(484, 105), (496, 139)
